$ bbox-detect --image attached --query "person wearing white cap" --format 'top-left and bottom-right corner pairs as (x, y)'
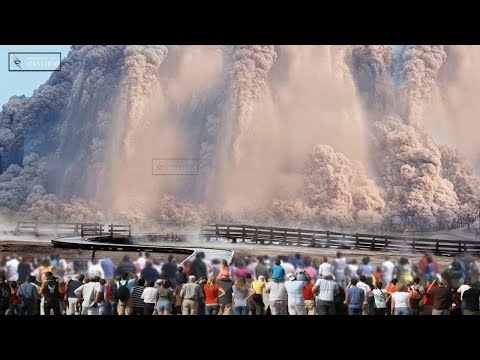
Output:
(284, 273), (307, 315)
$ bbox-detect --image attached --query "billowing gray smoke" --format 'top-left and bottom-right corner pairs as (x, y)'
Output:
(372, 116), (460, 224)
(349, 45), (395, 115)
(272, 145), (385, 228)
(228, 45), (277, 165)
(1, 45), (480, 232)
(401, 45), (447, 125)
(349, 45), (476, 226)
(118, 45), (168, 160)
(439, 145), (480, 214)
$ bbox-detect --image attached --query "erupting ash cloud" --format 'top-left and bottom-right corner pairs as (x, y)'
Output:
(439, 145), (480, 213)
(401, 45), (447, 125)
(349, 45), (395, 115)
(372, 117), (460, 224)
(0, 45), (480, 232)
(302, 145), (384, 227)
(119, 45), (168, 160)
(229, 45), (277, 165)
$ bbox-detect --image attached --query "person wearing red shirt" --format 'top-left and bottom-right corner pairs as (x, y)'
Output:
(302, 275), (316, 315)
(204, 276), (225, 315)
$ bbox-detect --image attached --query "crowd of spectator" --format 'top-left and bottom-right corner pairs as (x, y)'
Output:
(1, 250), (479, 315)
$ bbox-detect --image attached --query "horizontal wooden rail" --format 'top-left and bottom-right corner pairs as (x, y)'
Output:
(202, 223), (480, 257)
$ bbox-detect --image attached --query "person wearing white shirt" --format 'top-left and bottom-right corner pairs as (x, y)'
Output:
(141, 281), (159, 315)
(74, 277), (103, 315)
(332, 252), (347, 289)
(381, 257), (395, 287)
(5, 257), (20, 282)
(87, 259), (105, 279)
(356, 276), (372, 315)
(318, 257), (333, 279)
(280, 258), (295, 278)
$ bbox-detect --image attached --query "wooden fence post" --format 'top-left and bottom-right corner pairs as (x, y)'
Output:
(254, 227), (259, 244)
(355, 233), (359, 249)
(282, 231), (287, 246)
(270, 228), (274, 245)
(384, 235), (388, 250)
(226, 226), (231, 242)
(326, 231), (330, 248)
(297, 229), (302, 246)
(435, 240), (439, 255)
(243, 225), (247, 242)
(215, 224), (219, 241)
(371, 237), (376, 251)
(311, 233), (316, 247)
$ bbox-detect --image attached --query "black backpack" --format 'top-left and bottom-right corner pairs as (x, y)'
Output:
(116, 280), (130, 302)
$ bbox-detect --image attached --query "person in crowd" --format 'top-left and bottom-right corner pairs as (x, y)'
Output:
(192, 252), (208, 280)
(131, 278), (146, 315)
(318, 256), (333, 279)
(180, 275), (203, 315)
(74, 276), (102, 315)
(65, 274), (84, 315)
(427, 279), (452, 315)
(141, 280), (158, 315)
(391, 283), (411, 315)
(345, 278), (364, 315)
(232, 276), (253, 315)
(117, 256), (136, 277)
(176, 266), (188, 286)
(218, 259), (231, 281)
(156, 279), (174, 315)
(302, 274), (316, 315)
(41, 272), (62, 315)
(270, 259), (285, 282)
(204, 276), (225, 315)
(372, 282), (388, 315)
(250, 275), (266, 315)
(141, 261), (160, 284)
(461, 281), (480, 315)
(332, 252), (347, 289)
(161, 255), (178, 287)
(265, 277), (288, 315)
(17, 275), (38, 315)
(313, 274), (338, 315)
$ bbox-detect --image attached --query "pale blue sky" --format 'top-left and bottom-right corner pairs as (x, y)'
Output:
(0, 45), (71, 106)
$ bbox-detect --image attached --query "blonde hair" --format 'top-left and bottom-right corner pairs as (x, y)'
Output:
(235, 276), (247, 290)
(207, 276), (216, 292)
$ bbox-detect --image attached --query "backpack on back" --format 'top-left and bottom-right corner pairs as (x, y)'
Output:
(116, 281), (130, 302)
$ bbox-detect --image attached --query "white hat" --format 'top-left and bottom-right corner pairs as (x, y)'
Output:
(286, 273), (295, 281)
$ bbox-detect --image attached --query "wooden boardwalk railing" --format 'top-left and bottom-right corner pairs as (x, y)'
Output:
(202, 224), (480, 257)
(15, 221), (131, 238)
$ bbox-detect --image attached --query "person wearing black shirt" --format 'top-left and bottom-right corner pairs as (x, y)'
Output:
(41, 274), (61, 315)
(462, 282), (480, 315)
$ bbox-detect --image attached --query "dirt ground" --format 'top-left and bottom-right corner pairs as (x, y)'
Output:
(0, 237), (460, 270)
(0, 241), (188, 264)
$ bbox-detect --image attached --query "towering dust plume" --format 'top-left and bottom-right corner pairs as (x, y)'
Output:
(118, 45), (168, 160)
(0, 45), (480, 231)
(401, 45), (447, 125)
(229, 45), (277, 165)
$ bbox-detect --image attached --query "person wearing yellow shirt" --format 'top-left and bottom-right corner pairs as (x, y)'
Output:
(250, 276), (266, 315)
